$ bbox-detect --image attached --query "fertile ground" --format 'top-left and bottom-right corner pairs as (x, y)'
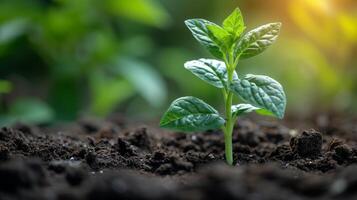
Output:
(1, 115), (357, 200)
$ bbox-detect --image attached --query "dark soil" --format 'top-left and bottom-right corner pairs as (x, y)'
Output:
(1, 115), (357, 200)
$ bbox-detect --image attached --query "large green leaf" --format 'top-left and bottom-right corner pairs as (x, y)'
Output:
(230, 74), (286, 119)
(160, 96), (225, 132)
(184, 59), (238, 89)
(223, 8), (245, 40)
(231, 103), (260, 118)
(234, 23), (281, 59)
(184, 19), (223, 58)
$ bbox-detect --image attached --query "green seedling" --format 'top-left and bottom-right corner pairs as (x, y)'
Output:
(160, 7), (286, 165)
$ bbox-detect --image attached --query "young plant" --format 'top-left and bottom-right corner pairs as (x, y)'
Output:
(160, 8), (286, 165)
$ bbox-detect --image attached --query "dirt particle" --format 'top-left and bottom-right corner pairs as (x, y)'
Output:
(328, 138), (344, 151)
(0, 145), (10, 161)
(116, 137), (136, 156)
(98, 127), (116, 139)
(126, 127), (151, 150)
(14, 137), (30, 152)
(333, 144), (353, 163)
(79, 118), (101, 134)
(85, 151), (98, 169)
(12, 123), (35, 135)
(0, 127), (11, 140)
(48, 161), (67, 173)
(270, 144), (295, 161)
(173, 158), (193, 171)
(236, 129), (262, 147)
(155, 163), (173, 175)
(290, 129), (322, 158)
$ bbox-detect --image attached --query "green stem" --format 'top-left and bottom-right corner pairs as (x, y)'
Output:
(222, 52), (235, 165)
(224, 92), (234, 165)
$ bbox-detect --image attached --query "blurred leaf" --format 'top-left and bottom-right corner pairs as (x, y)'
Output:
(0, 80), (12, 94)
(121, 35), (153, 57)
(90, 71), (134, 116)
(114, 58), (167, 107)
(0, 19), (28, 44)
(79, 31), (119, 66)
(48, 77), (81, 120)
(105, 0), (170, 27)
(0, 98), (54, 125)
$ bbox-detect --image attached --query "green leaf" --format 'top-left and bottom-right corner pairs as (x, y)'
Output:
(206, 24), (233, 51)
(0, 80), (12, 94)
(184, 59), (238, 89)
(223, 8), (245, 39)
(90, 71), (134, 116)
(7, 98), (54, 125)
(105, 0), (170, 28)
(184, 19), (223, 58)
(231, 104), (260, 118)
(256, 109), (275, 117)
(115, 58), (167, 107)
(234, 22), (281, 59)
(230, 74), (286, 119)
(0, 19), (28, 44)
(160, 96), (225, 132)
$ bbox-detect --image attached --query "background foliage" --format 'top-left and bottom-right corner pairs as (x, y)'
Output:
(0, 0), (356, 125)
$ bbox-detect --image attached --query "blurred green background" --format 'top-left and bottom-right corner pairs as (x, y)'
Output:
(0, 0), (356, 125)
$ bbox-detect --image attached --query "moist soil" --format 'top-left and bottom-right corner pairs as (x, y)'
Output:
(1, 115), (357, 200)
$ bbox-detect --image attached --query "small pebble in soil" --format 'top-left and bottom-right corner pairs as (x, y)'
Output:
(290, 129), (323, 158)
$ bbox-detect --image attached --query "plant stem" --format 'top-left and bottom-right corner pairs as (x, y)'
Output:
(224, 92), (234, 165)
(223, 52), (235, 165)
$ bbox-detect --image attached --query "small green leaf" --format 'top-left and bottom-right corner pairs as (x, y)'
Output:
(230, 74), (286, 119)
(160, 96), (225, 132)
(206, 24), (233, 51)
(223, 8), (245, 39)
(231, 104), (260, 118)
(234, 22), (281, 59)
(184, 19), (223, 58)
(184, 59), (238, 89)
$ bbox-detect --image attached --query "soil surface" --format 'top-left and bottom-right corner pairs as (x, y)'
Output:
(1, 115), (357, 200)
